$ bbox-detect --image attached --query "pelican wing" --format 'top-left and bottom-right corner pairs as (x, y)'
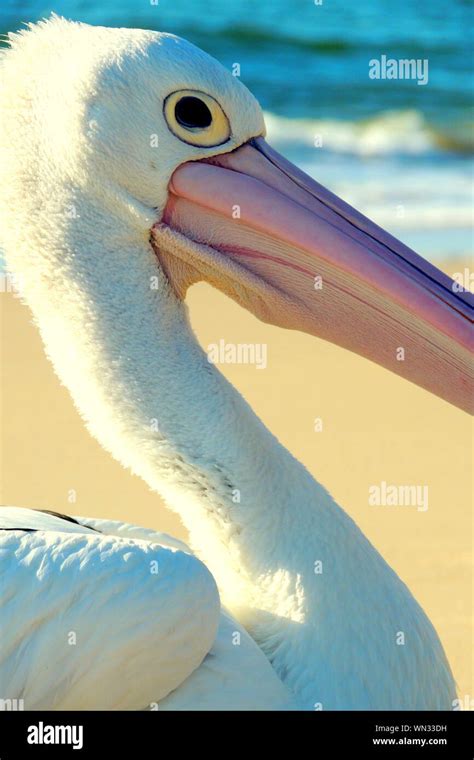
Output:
(73, 514), (190, 552)
(76, 516), (297, 709)
(159, 607), (297, 710)
(0, 508), (220, 710)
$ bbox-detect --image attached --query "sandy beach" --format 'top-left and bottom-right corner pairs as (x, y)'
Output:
(1, 266), (472, 703)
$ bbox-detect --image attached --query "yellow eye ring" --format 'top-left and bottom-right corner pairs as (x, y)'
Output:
(163, 89), (231, 148)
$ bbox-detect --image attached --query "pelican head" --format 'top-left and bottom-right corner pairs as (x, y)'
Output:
(1, 16), (472, 413)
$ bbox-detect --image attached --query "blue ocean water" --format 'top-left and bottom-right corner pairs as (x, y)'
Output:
(1, 0), (472, 262)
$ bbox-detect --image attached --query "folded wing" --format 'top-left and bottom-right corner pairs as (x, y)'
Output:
(0, 508), (220, 709)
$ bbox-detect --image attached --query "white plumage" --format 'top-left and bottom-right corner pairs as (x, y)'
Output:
(0, 17), (456, 710)
(1, 508), (295, 709)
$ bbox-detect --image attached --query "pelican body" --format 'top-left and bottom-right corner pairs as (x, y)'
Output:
(0, 17), (471, 710)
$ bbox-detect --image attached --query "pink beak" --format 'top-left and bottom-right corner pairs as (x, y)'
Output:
(152, 137), (473, 414)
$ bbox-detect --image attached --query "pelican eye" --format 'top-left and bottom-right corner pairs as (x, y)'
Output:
(175, 97), (212, 129)
(164, 89), (231, 147)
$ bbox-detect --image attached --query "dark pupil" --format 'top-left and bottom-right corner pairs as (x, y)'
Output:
(175, 97), (212, 129)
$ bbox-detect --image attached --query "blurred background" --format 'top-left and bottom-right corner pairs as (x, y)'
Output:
(1, 0), (473, 266)
(1, 1), (472, 703)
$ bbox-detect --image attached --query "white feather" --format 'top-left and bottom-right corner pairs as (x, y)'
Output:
(0, 509), (295, 710)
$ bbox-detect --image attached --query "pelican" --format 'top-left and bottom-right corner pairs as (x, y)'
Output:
(0, 17), (472, 711)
